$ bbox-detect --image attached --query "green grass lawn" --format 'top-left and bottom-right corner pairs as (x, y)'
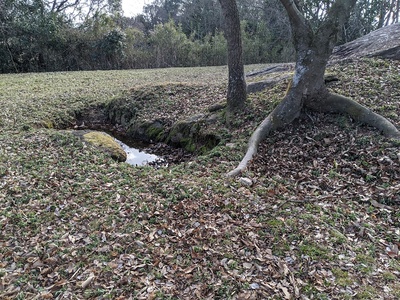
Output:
(1, 59), (399, 299)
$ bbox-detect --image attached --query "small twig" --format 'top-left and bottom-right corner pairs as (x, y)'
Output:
(370, 199), (393, 210)
(69, 267), (81, 281)
(304, 111), (315, 124)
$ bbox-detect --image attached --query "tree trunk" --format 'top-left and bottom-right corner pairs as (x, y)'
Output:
(219, 0), (247, 118)
(227, 0), (400, 177)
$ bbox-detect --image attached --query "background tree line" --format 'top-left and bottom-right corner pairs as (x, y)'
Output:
(0, 0), (398, 73)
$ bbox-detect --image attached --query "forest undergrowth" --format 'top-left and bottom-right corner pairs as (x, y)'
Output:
(0, 58), (399, 299)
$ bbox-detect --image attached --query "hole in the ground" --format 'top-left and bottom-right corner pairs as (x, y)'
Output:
(71, 103), (217, 166)
(112, 132), (195, 167)
(113, 136), (164, 166)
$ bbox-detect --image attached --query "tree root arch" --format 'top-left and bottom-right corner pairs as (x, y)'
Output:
(227, 92), (400, 177)
(307, 93), (400, 139)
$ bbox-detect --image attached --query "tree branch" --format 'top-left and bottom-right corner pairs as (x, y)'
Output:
(279, 0), (307, 29)
(317, 0), (358, 45)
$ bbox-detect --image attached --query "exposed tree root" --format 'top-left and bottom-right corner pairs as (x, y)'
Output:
(226, 115), (274, 177)
(308, 93), (400, 139)
(227, 92), (400, 177)
(226, 95), (301, 177)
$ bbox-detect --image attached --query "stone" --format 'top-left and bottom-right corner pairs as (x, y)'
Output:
(331, 22), (400, 61)
(239, 177), (253, 187)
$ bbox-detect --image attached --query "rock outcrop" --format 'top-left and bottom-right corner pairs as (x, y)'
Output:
(331, 23), (400, 61)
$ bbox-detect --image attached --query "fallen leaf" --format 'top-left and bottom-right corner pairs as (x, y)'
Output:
(81, 274), (95, 289)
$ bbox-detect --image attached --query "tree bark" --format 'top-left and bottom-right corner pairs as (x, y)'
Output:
(227, 0), (400, 177)
(219, 0), (247, 117)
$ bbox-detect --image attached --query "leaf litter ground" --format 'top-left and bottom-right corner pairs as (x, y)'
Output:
(0, 59), (399, 299)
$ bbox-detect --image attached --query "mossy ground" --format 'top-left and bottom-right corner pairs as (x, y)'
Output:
(0, 59), (399, 299)
(81, 131), (127, 162)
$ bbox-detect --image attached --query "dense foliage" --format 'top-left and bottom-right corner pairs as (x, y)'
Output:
(0, 0), (398, 73)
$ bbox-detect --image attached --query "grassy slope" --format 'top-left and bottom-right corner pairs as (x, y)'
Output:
(0, 59), (399, 299)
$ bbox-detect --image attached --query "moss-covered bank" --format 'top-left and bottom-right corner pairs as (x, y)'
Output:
(74, 84), (225, 154)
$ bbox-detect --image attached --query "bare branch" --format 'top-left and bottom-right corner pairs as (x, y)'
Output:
(48, 0), (81, 13)
(279, 0), (307, 29)
(320, 0), (357, 35)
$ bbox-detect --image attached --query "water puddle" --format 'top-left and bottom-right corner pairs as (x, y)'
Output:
(114, 138), (164, 166)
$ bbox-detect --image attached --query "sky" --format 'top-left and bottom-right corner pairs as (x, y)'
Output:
(122, 0), (148, 17)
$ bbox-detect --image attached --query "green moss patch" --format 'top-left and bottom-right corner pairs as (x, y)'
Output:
(81, 131), (127, 162)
